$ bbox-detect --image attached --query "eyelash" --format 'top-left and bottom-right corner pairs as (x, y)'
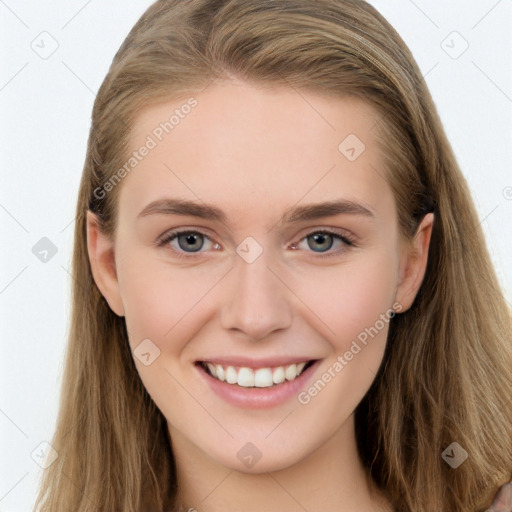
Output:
(156, 228), (357, 260)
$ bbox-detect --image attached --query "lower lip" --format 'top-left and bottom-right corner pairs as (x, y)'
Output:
(195, 360), (320, 409)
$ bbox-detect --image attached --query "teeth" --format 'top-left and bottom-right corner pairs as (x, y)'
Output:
(272, 366), (285, 384)
(285, 363), (297, 381)
(206, 363), (216, 377)
(255, 368), (273, 387)
(238, 368), (254, 387)
(215, 364), (225, 381)
(203, 361), (310, 388)
(225, 366), (237, 384)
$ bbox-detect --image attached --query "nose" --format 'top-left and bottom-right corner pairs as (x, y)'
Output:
(220, 246), (293, 341)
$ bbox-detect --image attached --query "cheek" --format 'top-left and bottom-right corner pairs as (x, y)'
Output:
(293, 255), (398, 424)
(291, 251), (399, 351)
(116, 250), (224, 349)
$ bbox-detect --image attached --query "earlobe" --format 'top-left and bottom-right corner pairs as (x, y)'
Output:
(394, 213), (434, 312)
(86, 210), (125, 317)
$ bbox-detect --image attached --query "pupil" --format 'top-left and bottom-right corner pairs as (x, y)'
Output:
(308, 233), (333, 252)
(178, 233), (203, 252)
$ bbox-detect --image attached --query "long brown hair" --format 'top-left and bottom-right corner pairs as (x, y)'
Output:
(33, 1), (512, 510)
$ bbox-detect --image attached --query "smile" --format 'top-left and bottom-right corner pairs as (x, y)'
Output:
(199, 360), (314, 388)
(195, 358), (321, 409)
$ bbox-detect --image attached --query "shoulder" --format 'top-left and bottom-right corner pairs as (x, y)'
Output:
(488, 481), (512, 512)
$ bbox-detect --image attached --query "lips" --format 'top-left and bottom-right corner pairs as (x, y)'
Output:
(195, 358), (321, 409)
(199, 360), (315, 388)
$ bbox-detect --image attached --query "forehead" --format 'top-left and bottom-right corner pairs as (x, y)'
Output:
(118, 80), (393, 227)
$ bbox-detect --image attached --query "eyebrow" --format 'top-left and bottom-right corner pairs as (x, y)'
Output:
(137, 197), (375, 226)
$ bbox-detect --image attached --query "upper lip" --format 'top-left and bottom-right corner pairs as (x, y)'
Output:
(197, 357), (318, 368)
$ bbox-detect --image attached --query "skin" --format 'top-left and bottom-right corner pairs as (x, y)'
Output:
(87, 79), (433, 512)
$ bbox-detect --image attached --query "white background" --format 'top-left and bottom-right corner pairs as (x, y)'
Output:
(1, 1), (511, 510)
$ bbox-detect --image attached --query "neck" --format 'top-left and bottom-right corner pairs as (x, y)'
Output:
(168, 414), (393, 512)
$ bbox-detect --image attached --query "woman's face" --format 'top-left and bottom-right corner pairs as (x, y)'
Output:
(88, 79), (432, 473)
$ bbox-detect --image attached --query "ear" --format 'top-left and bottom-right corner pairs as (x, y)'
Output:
(86, 210), (125, 317)
(394, 213), (434, 313)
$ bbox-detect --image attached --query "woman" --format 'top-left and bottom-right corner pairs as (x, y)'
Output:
(33, 1), (511, 511)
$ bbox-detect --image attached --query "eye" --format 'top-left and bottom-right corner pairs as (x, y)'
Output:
(291, 229), (355, 257)
(157, 229), (219, 257)
(156, 228), (356, 260)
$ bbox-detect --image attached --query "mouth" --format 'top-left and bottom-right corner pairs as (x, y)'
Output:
(196, 360), (317, 388)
